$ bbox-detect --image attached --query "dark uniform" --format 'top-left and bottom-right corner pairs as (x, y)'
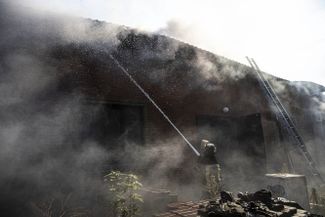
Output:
(198, 140), (222, 199)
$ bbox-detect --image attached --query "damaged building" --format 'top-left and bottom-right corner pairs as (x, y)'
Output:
(50, 24), (325, 190)
(1, 2), (325, 216)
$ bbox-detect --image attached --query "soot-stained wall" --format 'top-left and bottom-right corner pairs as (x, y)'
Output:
(49, 35), (290, 191)
(49, 31), (325, 189)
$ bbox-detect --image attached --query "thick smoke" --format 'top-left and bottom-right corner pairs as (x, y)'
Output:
(158, 20), (195, 44)
(0, 2), (117, 216)
(2, 1), (325, 217)
(0, 2), (204, 216)
(159, 22), (248, 83)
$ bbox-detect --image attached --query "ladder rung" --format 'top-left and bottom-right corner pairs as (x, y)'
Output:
(247, 57), (324, 184)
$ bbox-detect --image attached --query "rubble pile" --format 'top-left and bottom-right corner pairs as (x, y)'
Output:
(198, 190), (323, 217)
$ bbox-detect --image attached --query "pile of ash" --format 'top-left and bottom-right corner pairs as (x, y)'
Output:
(198, 189), (322, 217)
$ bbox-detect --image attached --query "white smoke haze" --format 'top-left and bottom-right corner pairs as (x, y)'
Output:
(4, 3), (124, 47)
(0, 3), (212, 216)
(0, 53), (56, 106)
(0, 3), (118, 216)
(122, 25), (325, 193)
(2, 1), (325, 216)
(158, 20), (195, 44)
(195, 53), (247, 82)
(14, 0), (325, 86)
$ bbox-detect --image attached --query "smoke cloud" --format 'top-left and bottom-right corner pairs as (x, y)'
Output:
(0, 2), (208, 216)
(2, 1), (325, 217)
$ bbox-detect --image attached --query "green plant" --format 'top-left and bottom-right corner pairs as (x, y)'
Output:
(104, 171), (143, 217)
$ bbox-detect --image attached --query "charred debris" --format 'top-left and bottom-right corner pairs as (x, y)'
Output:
(198, 190), (321, 217)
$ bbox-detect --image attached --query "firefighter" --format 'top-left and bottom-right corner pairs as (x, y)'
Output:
(198, 139), (222, 199)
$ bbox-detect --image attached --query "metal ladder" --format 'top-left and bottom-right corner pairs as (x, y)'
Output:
(246, 57), (324, 185)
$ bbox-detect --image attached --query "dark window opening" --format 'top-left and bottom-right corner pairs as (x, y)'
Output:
(81, 103), (144, 171)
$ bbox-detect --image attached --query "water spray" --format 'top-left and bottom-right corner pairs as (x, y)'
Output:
(109, 54), (201, 157)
